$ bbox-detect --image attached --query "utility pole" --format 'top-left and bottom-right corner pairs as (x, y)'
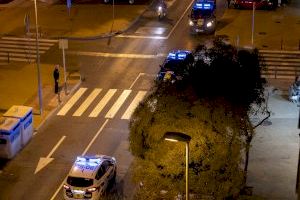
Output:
(34, 0), (43, 115)
(251, 2), (255, 46)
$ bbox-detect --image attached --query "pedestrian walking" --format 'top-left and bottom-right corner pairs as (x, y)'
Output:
(53, 65), (61, 103)
(227, 0), (231, 8)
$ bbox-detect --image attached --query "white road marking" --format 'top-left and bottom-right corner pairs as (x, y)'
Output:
(1, 36), (58, 43)
(89, 89), (117, 118)
(129, 73), (145, 90)
(67, 51), (164, 59)
(105, 90), (131, 119)
(121, 91), (147, 120)
(166, 0), (194, 39)
(0, 44), (50, 50)
(0, 57), (35, 62)
(82, 119), (109, 155)
(57, 88), (87, 116)
(73, 89), (102, 117)
(116, 0), (194, 40)
(34, 136), (66, 174)
(0, 48), (46, 53)
(0, 36), (57, 62)
(116, 35), (167, 39)
(0, 52), (37, 58)
(0, 40), (55, 46)
(50, 120), (109, 200)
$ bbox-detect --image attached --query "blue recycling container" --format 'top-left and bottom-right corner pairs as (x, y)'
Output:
(0, 117), (22, 159)
(4, 106), (33, 147)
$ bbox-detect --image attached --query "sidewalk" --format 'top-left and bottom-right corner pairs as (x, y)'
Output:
(247, 78), (299, 199)
(217, 2), (300, 50)
(0, 0), (147, 38)
(0, 62), (81, 129)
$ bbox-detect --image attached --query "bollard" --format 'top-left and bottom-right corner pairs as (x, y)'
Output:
(7, 52), (9, 63)
(299, 40), (300, 51)
(280, 37), (283, 50)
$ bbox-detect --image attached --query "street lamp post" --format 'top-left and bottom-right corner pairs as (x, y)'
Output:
(251, 2), (256, 46)
(34, 0), (43, 115)
(164, 132), (191, 200)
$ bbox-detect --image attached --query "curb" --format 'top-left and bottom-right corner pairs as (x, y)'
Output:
(0, 1), (155, 40)
(34, 79), (82, 133)
(48, 0), (156, 41)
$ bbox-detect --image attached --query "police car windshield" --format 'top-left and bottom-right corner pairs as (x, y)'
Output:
(191, 9), (212, 18)
(164, 59), (184, 71)
(67, 176), (93, 187)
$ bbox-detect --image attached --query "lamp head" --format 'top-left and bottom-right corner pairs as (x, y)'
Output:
(163, 132), (191, 143)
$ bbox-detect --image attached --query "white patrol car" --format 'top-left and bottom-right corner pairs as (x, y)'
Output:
(63, 155), (117, 200)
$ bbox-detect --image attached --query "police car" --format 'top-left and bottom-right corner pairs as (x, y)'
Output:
(63, 155), (117, 200)
(157, 50), (193, 82)
(188, 0), (216, 34)
(103, 0), (135, 4)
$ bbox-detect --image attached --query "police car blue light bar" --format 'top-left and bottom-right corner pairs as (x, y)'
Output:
(194, 2), (213, 10)
(76, 156), (101, 164)
(178, 53), (187, 60)
(76, 157), (86, 162)
(167, 52), (176, 59)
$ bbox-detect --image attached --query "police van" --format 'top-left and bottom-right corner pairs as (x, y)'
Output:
(63, 155), (117, 200)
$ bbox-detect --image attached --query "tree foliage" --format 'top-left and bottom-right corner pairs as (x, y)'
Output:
(129, 37), (266, 199)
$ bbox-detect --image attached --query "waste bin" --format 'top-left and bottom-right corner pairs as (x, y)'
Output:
(4, 105), (33, 146)
(0, 117), (22, 159)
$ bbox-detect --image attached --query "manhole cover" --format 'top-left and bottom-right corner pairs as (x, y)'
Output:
(275, 21), (281, 23)
(262, 120), (272, 126)
(259, 32), (267, 35)
(262, 45), (268, 48)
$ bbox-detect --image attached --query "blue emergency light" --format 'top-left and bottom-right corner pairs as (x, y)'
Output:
(167, 51), (190, 60)
(75, 156), (101, 167)
(178, 53), (187, 59)
(167, 52), (177, 59)
(194, 2), (214, 10)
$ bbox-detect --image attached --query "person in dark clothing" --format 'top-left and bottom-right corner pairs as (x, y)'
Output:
(227, 0), (231, 8)
(53, 65), (61, 103)
(53, 65), (59, 94)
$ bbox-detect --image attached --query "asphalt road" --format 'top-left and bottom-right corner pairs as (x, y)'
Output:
(0, 0), (226, 199)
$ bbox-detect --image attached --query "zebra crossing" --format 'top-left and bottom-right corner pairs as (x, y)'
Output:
(57, 88), (148, 120)
(0, 36), (58, 63)
(260, 50), (300, 79)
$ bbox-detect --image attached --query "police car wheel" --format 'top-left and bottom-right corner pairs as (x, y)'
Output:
(129, 0), (134, 4)
(103, 0), (109, 3)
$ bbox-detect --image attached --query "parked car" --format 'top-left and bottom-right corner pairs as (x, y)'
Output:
(233, 0), (275, 9)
